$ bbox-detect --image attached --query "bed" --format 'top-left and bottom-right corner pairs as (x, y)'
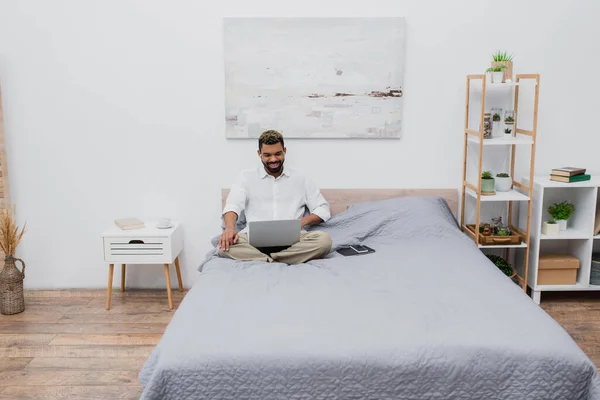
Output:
(139, 189), (600, 399)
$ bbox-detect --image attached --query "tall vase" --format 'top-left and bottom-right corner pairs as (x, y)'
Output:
(483, 113), (492, 139)
(0, 256), (26, 315)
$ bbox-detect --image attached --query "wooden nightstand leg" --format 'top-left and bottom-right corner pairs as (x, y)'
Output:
(106, 264), (114, 310)
(164, 264), (173, 310)
(174, 257), (183, 292)
(121, 264), (126, 292)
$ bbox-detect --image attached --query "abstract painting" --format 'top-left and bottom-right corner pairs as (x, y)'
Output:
(223, 17), (406, 139)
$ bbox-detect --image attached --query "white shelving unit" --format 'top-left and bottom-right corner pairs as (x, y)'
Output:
(460, 73), (541, 292)
(524, 176), (600, 304)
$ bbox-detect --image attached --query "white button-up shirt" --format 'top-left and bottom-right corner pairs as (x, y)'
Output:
(223, 167), (331, 233)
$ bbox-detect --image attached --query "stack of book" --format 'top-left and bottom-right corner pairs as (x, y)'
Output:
(550, 167), (591, 183)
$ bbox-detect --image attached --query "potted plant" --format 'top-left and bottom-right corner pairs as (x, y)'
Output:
(481, 171), (495, 194)
(486, 65), (507, 83)
(548, 201), (575, 231)
(0, 207), (27, 315)
(504, 115), (515, 125)
(503, 127), (512, 140)
(495, 172), (512, 192)
(491, 109), (503, 137)
(491, 50), (514, 82)
(486, 254), (516, 278)
(542, 220), (560, 235)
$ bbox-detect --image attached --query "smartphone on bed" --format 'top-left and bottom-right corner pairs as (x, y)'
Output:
(350, 245), (370, 253)
(337, 245), (375, 256)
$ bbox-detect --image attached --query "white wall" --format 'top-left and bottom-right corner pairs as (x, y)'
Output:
(0, 0), (598, 289)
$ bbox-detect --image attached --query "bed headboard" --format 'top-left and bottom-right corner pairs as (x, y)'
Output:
(221, 188), (458, 218)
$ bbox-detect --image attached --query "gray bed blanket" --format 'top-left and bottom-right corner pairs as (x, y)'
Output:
(139, 196), (600, 399)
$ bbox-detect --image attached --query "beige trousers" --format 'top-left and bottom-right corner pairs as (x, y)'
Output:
(218, 231), (332, 265)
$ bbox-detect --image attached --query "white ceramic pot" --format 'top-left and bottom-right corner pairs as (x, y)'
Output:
(557, 219), (568, 231)
(495, 177), (512, 192)
(493, 71), (504, 83)
(542, 221), (560, 235)
(503, 132), (512, 140)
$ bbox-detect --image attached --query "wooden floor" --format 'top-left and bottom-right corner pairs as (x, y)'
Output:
(0, 289), (598, 399)
(0, 289), (187, 399)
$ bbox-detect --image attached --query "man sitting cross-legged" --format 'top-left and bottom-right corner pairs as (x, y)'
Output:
(218, 130), (332, 264)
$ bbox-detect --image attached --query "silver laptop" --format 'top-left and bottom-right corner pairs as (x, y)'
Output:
(248, 219), (301, 248)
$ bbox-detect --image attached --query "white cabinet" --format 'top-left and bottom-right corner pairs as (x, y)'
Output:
(102, 222), (183, 264)
(101, 221), (184, 310)
(524, 176), (600, 304)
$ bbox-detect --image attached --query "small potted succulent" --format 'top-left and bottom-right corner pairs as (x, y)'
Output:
(542, 220), (560, 235)
(503, 127), (512, 140)
(486, 65), (507, 83)
(492, 111), (502, 137)
(481, 171), (495, 194)
(495, 172), (512, 192)
(548, 201), (576, 231)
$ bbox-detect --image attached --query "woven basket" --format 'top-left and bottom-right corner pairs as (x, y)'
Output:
(0, 256), (26, 315)
(591, 253), (600, 286)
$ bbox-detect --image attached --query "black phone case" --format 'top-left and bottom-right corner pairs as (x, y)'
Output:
(337, 245), (376, 257)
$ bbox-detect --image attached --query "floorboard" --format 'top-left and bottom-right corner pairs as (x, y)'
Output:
(0, 385), (142, 399)
(48, 333), (162, 346)
(0, 288), (597, 397)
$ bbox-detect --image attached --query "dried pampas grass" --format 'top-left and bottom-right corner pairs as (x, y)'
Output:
(0, 206), (26, 257)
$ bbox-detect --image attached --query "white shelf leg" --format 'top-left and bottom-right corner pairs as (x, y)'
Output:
(531, 290), (541, 305)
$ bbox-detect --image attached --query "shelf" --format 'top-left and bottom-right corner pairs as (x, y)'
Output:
(465, 187), (530, 202)
(532, 176), (600, 188)
(488, 81), (519, 87)
(467, 135), (533, 146)
(462, 73), (540, 294)
(535, 283), (598, 291)
(479, 242), (527, 249)
(540, 228), (589, 240)
(471, 81), (521, 92)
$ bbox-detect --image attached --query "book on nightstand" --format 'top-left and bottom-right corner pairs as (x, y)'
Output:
(551, 167), (586, 177)
(549, 166), (590, 183)
(115, 218), (145, 230)
(550, 174), (591, 183)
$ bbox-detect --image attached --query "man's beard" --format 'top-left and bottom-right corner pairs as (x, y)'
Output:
(263, 160), (284, 174)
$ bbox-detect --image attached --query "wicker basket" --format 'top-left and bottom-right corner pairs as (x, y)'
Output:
(591, 253), (600, 286)
(0, 256), (26, 315)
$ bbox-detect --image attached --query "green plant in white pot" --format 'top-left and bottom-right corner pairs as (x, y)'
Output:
(495, 172), (512, 192)
(481, 171), (495, 194)
(542, 220), (560, 235)
(548, 201), (575, 231)
(486, 65), (507, 83)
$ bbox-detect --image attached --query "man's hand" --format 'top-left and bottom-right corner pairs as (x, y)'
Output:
(301, 214), (323, 229)
(219, 228), (238, 251)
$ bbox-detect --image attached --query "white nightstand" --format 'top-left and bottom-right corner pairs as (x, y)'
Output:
(102, 221), (184, 310)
